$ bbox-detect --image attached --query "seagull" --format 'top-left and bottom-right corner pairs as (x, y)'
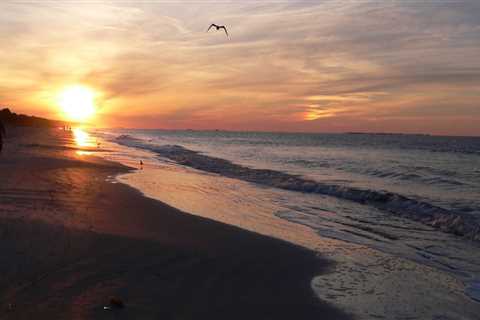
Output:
(207, 24), (229, 37)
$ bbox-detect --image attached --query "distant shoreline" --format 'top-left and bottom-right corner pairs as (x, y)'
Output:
(1, 108), (478, 137)
(96, 126), (479, 138)
(0, 108), (67, 128)
(345, 131), (431, 136)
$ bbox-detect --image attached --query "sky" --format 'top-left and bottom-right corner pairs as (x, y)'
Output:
(0, 0), (479, 135)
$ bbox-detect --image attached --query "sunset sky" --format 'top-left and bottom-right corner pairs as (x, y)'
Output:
(0, 1), (479, 135)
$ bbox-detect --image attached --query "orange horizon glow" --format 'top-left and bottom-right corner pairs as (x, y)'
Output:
(0, 2), (479, 136)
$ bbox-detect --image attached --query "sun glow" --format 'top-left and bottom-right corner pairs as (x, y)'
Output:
(304, 109), (335, 121)
(58, 85), (96, 122)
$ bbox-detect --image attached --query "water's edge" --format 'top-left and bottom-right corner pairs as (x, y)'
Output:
(114, 137), (480, 241)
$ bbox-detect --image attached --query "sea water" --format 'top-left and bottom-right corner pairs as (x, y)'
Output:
(91, 129), (480, 318)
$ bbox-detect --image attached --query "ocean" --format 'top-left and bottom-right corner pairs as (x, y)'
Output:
(89, 128), (480, 319)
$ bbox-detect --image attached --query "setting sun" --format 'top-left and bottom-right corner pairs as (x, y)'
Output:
(58, 85), (96, 122)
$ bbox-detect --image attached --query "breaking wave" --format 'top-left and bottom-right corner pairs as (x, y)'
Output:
(114, 135), (480, 241)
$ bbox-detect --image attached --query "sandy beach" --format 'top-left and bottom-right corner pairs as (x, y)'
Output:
(0, 127), (350, 319)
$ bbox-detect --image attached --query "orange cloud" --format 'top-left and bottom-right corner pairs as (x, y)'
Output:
(0, 1), (479, 135)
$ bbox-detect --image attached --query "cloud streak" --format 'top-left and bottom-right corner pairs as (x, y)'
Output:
(0, 0), (479, 135)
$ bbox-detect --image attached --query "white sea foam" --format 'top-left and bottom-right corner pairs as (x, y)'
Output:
(114, 135), (480, 241)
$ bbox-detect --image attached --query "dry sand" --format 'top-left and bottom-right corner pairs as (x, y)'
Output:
(0, 127), (351, 319)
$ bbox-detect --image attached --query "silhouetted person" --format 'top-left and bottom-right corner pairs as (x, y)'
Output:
(0, 119), (5, 154)
(207, 23), (229, 37)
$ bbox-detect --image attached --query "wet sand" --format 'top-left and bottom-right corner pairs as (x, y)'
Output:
(0, 127), (350, 319)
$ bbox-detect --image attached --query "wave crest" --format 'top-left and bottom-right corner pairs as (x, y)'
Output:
(114, 138), (480, 241)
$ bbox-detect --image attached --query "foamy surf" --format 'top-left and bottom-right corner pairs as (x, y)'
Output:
(113, 136), (480, 241)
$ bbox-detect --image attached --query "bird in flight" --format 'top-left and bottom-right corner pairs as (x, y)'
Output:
(207, 24), (229, 37)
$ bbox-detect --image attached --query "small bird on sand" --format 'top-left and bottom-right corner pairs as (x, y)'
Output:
(104, 297), (125, 311)
(207, 24), (229, 37)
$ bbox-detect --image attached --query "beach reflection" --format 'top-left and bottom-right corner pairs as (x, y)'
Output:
(73, 128), (95, 156)
(76, 150), (93, 156)
(73, 128), (93, 147)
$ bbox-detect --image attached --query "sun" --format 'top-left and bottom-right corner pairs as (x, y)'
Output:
(58, 85), (96, 122)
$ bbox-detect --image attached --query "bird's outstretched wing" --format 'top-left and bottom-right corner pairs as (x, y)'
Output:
(220, 26), (229, 37)
(207, 24), (216, 32)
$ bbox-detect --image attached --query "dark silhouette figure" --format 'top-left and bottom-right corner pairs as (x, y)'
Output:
(207, 24), (229, 37)
(0, 119), (5, 154)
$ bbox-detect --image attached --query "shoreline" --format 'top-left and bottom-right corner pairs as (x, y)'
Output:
(98, 128), (480, 319)
(0, 127), (350, 319)
(112, 135), (480, 241)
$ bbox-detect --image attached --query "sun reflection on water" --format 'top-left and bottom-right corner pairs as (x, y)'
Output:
(73, 128), (95, 153)
(76, 150), (93, 156)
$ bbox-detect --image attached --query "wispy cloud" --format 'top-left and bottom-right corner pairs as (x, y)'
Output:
(0, 0), (479, 134)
